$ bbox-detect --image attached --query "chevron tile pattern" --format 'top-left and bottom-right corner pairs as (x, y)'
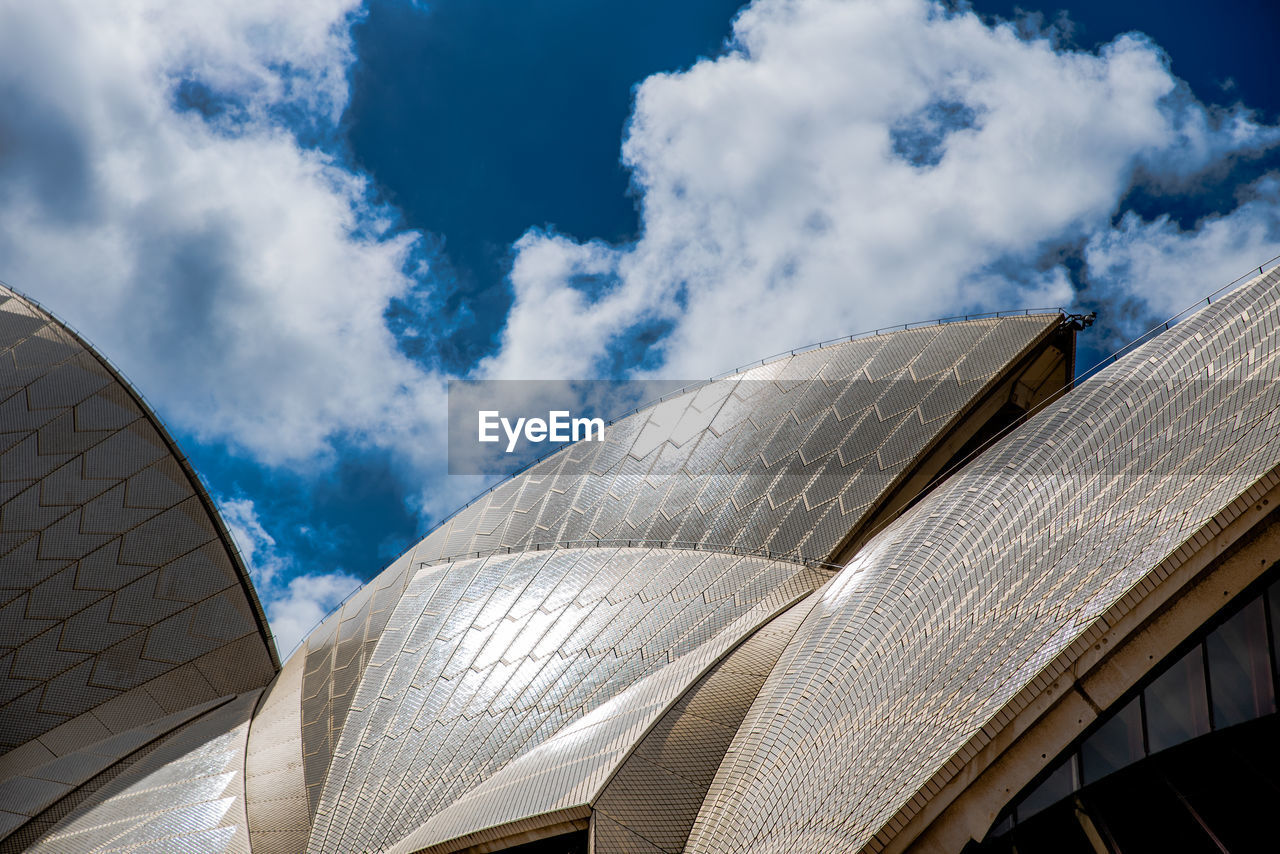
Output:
(287, 314), (1063, 826)
(593, 597), (815, 853)
(0, 694), (230, 846)
(13, 690), (259, 853)
(683, 271), (1280, 853)
(0, 298), (1096, 854)
(303, 547), (830, 854)
(12, 267), (1280, 854)
(382, 587), (818, 854)
(0, 286), (276, 768)
(419, 315), (1060, 566)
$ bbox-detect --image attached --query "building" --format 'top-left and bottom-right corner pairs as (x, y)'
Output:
(0, 268), (1276, 853)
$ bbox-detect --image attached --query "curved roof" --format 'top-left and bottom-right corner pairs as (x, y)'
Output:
(0, 300), (1086, 854)
(303, 546), (830, 853)
(284, 313), (1069, 822)
(420, 314), (1064, 565)
(245, 649), (309, 854)
(683, 270), (1280, 853)
(15, 690), (260, 853)
(0, 285), (276, 770)
(385, 594), (817, 854)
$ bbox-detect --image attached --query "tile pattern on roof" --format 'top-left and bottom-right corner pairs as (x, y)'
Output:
(683, 271), (1280, 854)
(592, 596), (814, 853)
(246, 651), (309, 854)
(0, 694), (229, 847)
(420, 315), (1060, 566)
(384, 589), (817, 854)
(291, 314), (1062, 819)
(15, 690), (259, 853)
(304, 547), (830, 854)
(0, 286), (275, 759)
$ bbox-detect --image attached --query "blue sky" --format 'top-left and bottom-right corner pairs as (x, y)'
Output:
(1, 0), (1278, 655)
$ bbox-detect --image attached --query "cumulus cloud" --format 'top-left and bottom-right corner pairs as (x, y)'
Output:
(484, 0), (1280, 380)
(220, 496), (360, 657)
(0, 1), (457, 655)
(266, 572), (364, 659)
(0, 0), (445, 465)
(1086, 179), (1280, 325)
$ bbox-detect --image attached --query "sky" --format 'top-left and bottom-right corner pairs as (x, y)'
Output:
(1, 0), (1278, 657)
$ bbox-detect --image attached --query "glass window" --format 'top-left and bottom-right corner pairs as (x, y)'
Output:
(1206, 597), (1276, 728)
(1016, 754), (1079, 821)
(1144, 645), (1210, 753)
(1268, 581), (1280, 684)
(1080, 695), (1144, 784)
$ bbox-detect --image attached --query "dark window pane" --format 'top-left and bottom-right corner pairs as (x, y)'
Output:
(1145, 645), (1210, 753)
(1080, 695), (1144, 784)
(1016, 754), (1079, 820)
(1206, 597), (1276, 728)
(1268, 581), (1280, 685)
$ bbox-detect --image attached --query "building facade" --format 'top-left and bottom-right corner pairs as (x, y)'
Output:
(0, 269), (1277, 853)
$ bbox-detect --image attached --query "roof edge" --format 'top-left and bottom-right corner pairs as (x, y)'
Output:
(829, 311), (1070, 562)
(431, 311), (1070, 553)
(867, 464), (1280, 854)
(0, 279), (280, 671)
(416, 539), (842, 572)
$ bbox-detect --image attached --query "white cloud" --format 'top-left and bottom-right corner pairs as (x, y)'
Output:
(484, 0), (1280, 380)
(220, 495), (360, 657)
(0, 0), (445, 466)
(220, 496), (291, 589)
(6, 0), (1274, 470)
(266, 573), (363, 660)
(0, 1), (455, 656)
(1085, 179), (1280, 325)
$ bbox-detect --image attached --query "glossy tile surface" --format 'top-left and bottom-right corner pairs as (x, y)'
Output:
(0, 301), (1090, 854)
(306, 547), (830, 853)
(684, 271), (1280, 853)
(591, 597), (815, 853)
(420, 315), (1061, 566)
(0, 695), (229, 846)
(13, 691), (259, 853)
(384, 592), (816, 854)
(245, 652), (308, 854)
(291, 315), (1063, 815)
(0, 285), (275, 770)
